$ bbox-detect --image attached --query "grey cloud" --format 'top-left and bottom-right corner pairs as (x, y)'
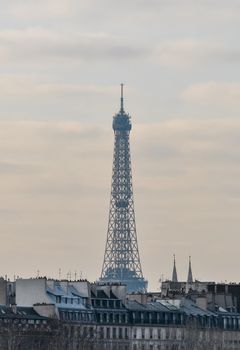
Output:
(154, 40), (240, 67)
(4, 0), (74, 20)
(0, 76), (117, 99)
(0, 29), (149, 64)
(0, 77), (128, 121)
(5, 0), (240, 21)
(0, 161), (38, 174)
(181, 82), (240, 107)
(133, 120), (240, 188)
(220, 51), (240, 63)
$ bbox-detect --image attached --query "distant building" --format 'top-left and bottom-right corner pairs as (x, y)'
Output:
(0, 277), (15, 306)
(4, 277), (240, 349)
(16, 278), (94, 321)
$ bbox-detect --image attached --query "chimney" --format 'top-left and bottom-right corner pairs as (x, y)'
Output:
(11, 303), (17, 314)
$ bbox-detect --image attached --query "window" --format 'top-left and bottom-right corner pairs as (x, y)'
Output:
(133, 328), (137, 339)
(56, 296), (61, 303)
(125, 327), (128, 339)
(106, 327), (110, 339)
(119, 327), (123, 339)
(99, 327), (104, 339)
(83, 327), (88, 337)
(141, 328), (145, 339)
(113, 327), (116, 339)
(89, 327), (94, 338)
(149, 328), (153, 339)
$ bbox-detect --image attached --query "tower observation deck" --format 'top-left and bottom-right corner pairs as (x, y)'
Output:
(100, 85), (147, 293)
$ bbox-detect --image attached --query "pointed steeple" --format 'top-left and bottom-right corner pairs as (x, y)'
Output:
(187, 256), (193, 283)
(120, 83), (124, 113)
(172, 254), (178, 282)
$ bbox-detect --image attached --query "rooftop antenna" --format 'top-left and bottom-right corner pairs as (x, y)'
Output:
(120, 83), (124, 113)
(58, 268), (61, 280)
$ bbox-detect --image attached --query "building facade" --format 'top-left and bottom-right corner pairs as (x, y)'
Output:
(3, 277), (240, 349)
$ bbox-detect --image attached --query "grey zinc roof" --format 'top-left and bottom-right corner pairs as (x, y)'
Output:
(148, 302), (179, 312)
(180, 299), (215, 316)
(0, 306), (47, 320)
(47, 285), (65, 296)
(126, 299), (217, 317)
(156, 300), (180, 311)
(126, 300), (175, 313)
(68, 285), (85, 298)
(125, 301), (147, 311)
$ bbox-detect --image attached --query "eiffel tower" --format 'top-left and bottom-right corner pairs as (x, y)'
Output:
(100, 85), (147, 292)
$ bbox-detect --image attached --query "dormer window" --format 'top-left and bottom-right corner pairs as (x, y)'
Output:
(56, 296), (61, 304)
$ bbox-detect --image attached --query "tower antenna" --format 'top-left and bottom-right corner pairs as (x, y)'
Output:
(120, 83), (124, 112)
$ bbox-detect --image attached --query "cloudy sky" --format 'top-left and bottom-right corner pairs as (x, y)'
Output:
(1, 0), (240, 290)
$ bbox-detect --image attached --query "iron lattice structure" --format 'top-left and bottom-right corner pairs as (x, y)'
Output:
(100, 85), (147, 293)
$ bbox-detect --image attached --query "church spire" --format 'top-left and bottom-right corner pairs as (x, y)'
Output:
(172, 254), (178, 282)
(187, 256), (193, 283)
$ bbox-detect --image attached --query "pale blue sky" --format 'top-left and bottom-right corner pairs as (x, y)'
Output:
(0, 0), (240, 290)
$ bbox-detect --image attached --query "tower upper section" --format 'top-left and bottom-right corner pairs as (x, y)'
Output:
(112, 84), (132, 132)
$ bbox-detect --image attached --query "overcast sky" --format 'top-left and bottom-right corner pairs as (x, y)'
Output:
(1, 0), (240, 290)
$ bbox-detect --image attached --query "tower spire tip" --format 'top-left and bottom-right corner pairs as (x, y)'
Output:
(120, 83), (124, 112)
